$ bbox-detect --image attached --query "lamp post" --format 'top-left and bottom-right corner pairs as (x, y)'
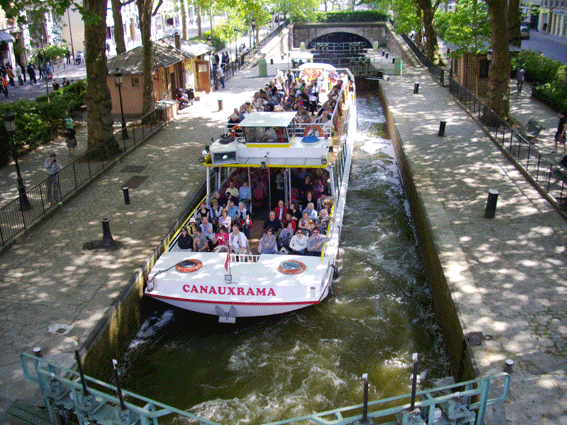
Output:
(114, 69), (129, 140)
(251, 19), (256, 48)
(234, 27), (239, 63)
(3, 110), (32, 211)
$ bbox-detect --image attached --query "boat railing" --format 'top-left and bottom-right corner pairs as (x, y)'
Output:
(20, 352), (510, 425)
(229, 253), (260, 263)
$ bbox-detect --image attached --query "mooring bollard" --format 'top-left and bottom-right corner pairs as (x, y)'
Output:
(484, 189), (499, 219)
(218, 99), (223, 111)
(438, 121), (447, 136)
(392, 57), (396, 64)
(413, 82), (419, 94)
(102, 218), (114, 248)
(122, 187), (130, 205)
(382, 50), (385, 56)
(385, 52), (389, 59)
(504, 359), (514, 373)
(33, 347), (42, 358)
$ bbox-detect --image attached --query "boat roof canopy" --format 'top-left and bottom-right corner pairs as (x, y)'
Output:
(239, 112), (297, 128)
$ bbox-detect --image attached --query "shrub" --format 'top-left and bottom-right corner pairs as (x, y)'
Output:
(512, 50), (562, 84)
(316, 11), (388, 23)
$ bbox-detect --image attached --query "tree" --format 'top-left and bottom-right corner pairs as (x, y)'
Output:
(508, 0), (521, 47)
(485, 0), (510, 119)
(415, 0), (442, 64)
(111, 0), (127, 54)
(137, 0), (155, 115)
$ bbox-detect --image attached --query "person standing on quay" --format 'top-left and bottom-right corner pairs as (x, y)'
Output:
(554, 111), (567, 155)
(516, 68), (525, 93)
(44, 153), (62, 205)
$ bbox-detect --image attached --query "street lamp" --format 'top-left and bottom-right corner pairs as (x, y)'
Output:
(251, 19), (256, 48)
(234, 27), (239, 62)
(3, 110), (32, 211)
(114, 69), (129, 140)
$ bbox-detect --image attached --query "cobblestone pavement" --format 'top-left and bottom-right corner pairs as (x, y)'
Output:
(381, 65), (567, 424)
(0, 62), (279, 413)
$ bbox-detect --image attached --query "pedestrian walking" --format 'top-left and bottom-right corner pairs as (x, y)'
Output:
(27, 64), (37, 84)
(1, 74), (8, 98)
(216, 65), (225, 88)
(20, 64), (26, 83)
(14, 64), (23, 85)
(6, 66), (15, 86)
(65, 128), (77, 157)
(44, 153), (62, 205)
(516, 68), (525, 93)
(553, 111), (567, 154)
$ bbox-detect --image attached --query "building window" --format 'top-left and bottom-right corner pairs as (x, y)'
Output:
(132, 77), (140, 87)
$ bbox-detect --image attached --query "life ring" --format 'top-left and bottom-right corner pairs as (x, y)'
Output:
(176, 259), (203, 273)
(303, 125), (324, 138)
(230, 125), (241, 138)
(278, 260), (307, 275)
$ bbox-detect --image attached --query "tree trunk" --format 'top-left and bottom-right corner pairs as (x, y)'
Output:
(137, 0), (154, 115)
(485, 0), (510, 120)
(181, 0), (188, 39)
(84, 0), (119, 158)
(416, 0), (442, 64)
(508, 0), (521, 47)
(196, 3), (202, 39)
(112, 0), (127, 54)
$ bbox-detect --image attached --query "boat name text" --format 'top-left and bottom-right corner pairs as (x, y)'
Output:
(182, 285), (276, 297)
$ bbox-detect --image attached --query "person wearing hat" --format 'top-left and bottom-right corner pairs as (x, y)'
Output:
(187, 217), (198, 235)
(44, 153), (62, 205)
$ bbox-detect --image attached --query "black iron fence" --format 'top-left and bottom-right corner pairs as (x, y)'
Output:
(401, 34), (446, 86)
(448, 78), (567, 208)
(0, 107), (170, 247)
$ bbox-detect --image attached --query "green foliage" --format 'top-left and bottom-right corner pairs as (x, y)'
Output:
(315, 10), (388, 22)
(0, 80), (86, 150)
(511, 49), (563, 84)
(390, 0), (421, 35)
(435, 1), (490, 54)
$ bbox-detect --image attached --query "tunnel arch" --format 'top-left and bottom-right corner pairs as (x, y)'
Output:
(307, 32), (372, 50)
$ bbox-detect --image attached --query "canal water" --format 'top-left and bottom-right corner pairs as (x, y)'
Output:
(118, 93), (452, 424)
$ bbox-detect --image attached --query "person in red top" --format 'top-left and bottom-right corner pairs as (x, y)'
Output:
(273, 199), (288, 222)
(1, 74), (8, 98)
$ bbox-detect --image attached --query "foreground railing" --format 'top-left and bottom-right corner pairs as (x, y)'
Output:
(448, 78), (567, 207)
(0, 107), (170, 247)
(21, 352), (509, 425)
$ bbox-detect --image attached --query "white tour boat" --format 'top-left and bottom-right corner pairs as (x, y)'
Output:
(145, 66), (356, 323)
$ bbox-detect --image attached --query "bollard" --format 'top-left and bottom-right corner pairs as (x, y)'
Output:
(102, 218), (114, 248)
(270, 58), (274, 65)
(438, 121), (447, 136)
(382, 50), (385, 56)
(218, 99), (223, 111)
(33, 347), (42, 357)
(504, 359), (514, 373)
(413, 82), (419, 94)
(484, 190), (499, 219)
(122, 187), (130, 205)
(385, 52), (389, 59)
(392, 57), (395, 64)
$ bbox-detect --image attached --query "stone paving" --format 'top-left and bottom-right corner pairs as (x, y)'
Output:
(381, 65), (567, 424)
(0, 63), (279, 413)
(1, 49), (567, 424)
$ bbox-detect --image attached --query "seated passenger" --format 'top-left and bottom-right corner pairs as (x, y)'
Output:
(209, 198), (222, 226)
(214, 226), (229, 250)
(200, 216), (216, 245)
(177, 226), (193, 250)
(193, 227), (209, 252)
(218, 209), (232, 230)
(318, 209), (331, 232)
(273, 200), (288, 222)
(262, 127), (277, 142)
(278, 221), (294, 251)
(289, 202), (302, 222)
(225, 181), (239, 205)
(263, 211), (282, 234)
(303, 202), (318, 220)
(306, 227), (329, 256)
(298, 211), (311, 235)
(239, 181), (251, 205)
(198, 202), (210, 222)
(258, 227), (278, 254)
(229, 223), (248, 254)
(282, 212), (297, 232)
(226, 200), (238, 220)
(289, 229), (307, 255)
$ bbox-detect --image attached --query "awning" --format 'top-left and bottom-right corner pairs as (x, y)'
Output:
(0, 32), (15, 42)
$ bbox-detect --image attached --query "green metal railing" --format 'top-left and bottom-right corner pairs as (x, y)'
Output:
(21, 352), (509, 425)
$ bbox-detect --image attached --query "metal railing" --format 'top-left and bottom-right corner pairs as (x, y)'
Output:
(0, 107), (171, 248)
(401, 33), (446, 86)
(21, 352), (510, 425)
(448, 78), (567, 207)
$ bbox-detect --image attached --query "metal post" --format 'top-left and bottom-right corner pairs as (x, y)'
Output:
(101, 218), (114, 248)
(410, 353), (418, 410)
(484, 190), (499, 219)
(438, 121), (446, 137)
(362, 373), (369, 423)
(413, 82), (419, 94)
(13, 148), (32, 211)
(112, 359), (127, 411)
(73, 342), (89, 396)
(122, 187), (130, 205)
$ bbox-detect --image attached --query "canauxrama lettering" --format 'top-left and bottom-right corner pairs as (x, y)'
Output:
(183, 285), (276, 296)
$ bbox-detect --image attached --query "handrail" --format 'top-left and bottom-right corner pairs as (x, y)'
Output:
(21, 352), (510, 425)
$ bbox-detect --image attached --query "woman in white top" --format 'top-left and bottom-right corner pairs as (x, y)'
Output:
(289, 229), (307, 255)
(229, 224), (248, 254)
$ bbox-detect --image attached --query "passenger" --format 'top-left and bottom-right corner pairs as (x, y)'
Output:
(226, 200), (238, 221)
(187, 217), (198, 235)
(213, 191), (227, 208)
(278, 221), (294, 251)
(229, 223), (248, 254)
(273, 199), (288, 222)
(199, 217), (216, 245)
(209, 198), (222, 226)
(306, 227), (329, 257)
(289, 201), (302, 222)
(282, 212), (297, 232)
(214, 226), (229, 251)
(262, 127), (277, 142)
(218, 209), (232, 230)
(235, 202), (248, 226)
(318, 209), (331, 232)
(317, 192), (328, 211)
(289, 229), (307, 255)
(224, 181), (239, 205)
(298, 211), (311, 236)
(239, 181), (251, 206)
(263, 211), (282, 234)
(258, 227), (278, 254)
(177, 227), (194, 250)
(198, 202), (210, 222)
(193, 227), (209, 252)
(303, 202), (318, 220)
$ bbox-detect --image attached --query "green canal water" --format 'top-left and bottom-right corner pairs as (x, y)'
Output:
(118, 93), (452, 424)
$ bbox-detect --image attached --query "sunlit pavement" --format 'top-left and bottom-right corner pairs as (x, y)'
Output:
(1, 43), (567, 424)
